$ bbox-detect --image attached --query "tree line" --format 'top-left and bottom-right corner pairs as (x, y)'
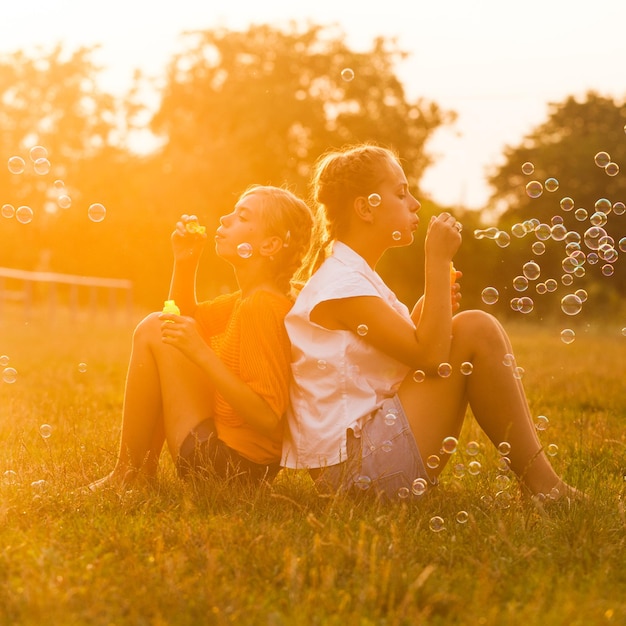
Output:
(1, 23), (624, 320)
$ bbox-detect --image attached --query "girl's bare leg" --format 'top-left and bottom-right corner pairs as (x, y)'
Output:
(399, 309), (577, 498)
(89, 313), (212, 488)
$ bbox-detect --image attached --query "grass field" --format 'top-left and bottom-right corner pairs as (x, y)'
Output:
(1, 306), (625, 626)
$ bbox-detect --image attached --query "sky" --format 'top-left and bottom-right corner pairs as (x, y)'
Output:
(2, 0), (625, 209)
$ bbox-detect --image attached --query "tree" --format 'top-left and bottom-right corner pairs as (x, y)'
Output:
(482, 92), (626, 318)
(146, 22), (452, 297)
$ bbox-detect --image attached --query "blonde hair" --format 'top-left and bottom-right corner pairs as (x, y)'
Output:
(239, 185), (313, 297)
(296, 143), (401, 283)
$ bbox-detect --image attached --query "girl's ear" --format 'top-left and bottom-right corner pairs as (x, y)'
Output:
(259, 235), (284, 258)
(353, 196), (374, 223)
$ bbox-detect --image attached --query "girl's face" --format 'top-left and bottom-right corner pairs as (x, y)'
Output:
(214, 193), (269, 261)
(373, 159), (421, 246)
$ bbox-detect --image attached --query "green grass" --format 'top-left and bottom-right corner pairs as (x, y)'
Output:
(1, 308), (625, 626)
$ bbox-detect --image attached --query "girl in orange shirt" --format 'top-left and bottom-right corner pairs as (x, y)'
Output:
(89, 185), (313, 489)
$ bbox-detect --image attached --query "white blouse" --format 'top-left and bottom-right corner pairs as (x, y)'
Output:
(282, 241), (413, 468)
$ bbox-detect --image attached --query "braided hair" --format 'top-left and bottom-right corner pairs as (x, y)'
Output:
(295, 143), (401, 284)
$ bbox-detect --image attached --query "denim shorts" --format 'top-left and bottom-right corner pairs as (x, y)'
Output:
(176, 419), (279, 486)
(314, 396), (436, 502)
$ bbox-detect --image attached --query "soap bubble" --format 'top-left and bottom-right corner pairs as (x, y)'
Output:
(513, 366), (525, 379)
(236, 242), (253, 258)
(561, 274), (574, 286)
(453, 463), (466, 478)
(517, 297), (534, 314)
(88, 203), (106, 223)
(561, 293), (582, 316)
(503, 353), (515, 367)
(15, 206), (33, 224)
(3, 470), (18, 485)
(29, 145), (48, 161)
(57, 195), (72, 209)
(468, 460), (482, 475)
(495, 474), (512, 490)
(437, 362), (452, 378)
(595, 198), (612, 213)
(412, 369), (426, 383)
(391, 230), (402, 241)
(466, 441), (480, 456)
(511, 223), (526, 238)
(574, 289), (588, 302)
(316, 359), (327, 370)
(356, 324), (369, 336)
(605, 162), (619, 176)
(551, 224), (567, 241)
(521, 162), (534, 175)
(574, 208), (588, 221)
(354, 475), (371, 490)
(497, 441), (511, 456)
(441, 436), (458, 454)
(2, 204), (15, 219)
(53, 179), (65, 189)
(39, 424), (53, 439)
(583, 226), (607, 250)
(397, 487), (410, 499)
(383, 411), (397, 426)
(481, 287), (499, 305)
(602, 264), (614, 277)
(544, 177), (559, 192)
(560, 329), (575, 344)
(559, 196), (575, 212)
(523, 261), (541, 280)
(535, 282), (547, 295)
(429, 516), (445, 532)
(494, 231), (510, 248)
(426, 454), (440, 469)
(381, 440), (393, 453)
(531, 241), (545, 255)
(411, 477), (428, 496)
(534, 223), (551, 240)
(594, 151), (611, 168)
(340, 67), (355, 82)
(367, 193), (381, 207)
(8, 155), (25, 174)
(613, 201), (625, 215)
(456, 510), (469, 524)
(33, 157), (51, 175)
(525, 181), (543, 199)
(2, 367), (18, 384)
(546, 443), (559, 457)
(590, 211), (608, 227)
(513, 276), (528, 292)
(0, 356), (9, 366)
(535, 415), (549, 431)
(78, 362), (88, 373)
(460, 361), (473, 375)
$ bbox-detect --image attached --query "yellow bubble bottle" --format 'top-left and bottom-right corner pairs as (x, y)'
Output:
(185, 220), (206, 235)
(162, 299), (180, 317)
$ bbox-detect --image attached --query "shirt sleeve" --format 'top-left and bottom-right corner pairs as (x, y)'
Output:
(237, 292), (292, 420)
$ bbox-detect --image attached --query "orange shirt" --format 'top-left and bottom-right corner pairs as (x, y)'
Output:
(194, 290), (292, 464)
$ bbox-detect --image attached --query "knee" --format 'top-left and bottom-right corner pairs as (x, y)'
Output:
(452, 309), (503, 348)
(132, 311), (162, 345)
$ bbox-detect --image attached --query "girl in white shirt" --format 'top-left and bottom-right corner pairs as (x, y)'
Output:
(283, 143), (580, 503)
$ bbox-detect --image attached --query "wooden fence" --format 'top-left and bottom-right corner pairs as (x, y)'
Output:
(0, 267), (133, 323)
